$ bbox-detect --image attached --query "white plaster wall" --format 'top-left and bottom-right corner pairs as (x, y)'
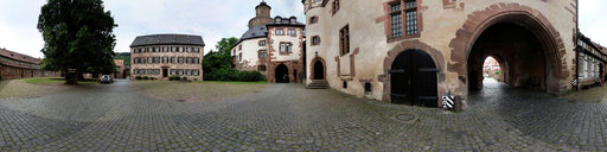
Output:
(305, 0), (577, 102)
(269, 26), (304, 62)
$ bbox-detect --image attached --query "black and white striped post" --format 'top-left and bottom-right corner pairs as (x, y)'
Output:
(442, 94), (455, 110)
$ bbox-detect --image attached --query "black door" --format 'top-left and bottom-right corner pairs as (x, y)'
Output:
(391, 50), (438, 107)
(162, 69), (168, 78)
(314, 61), (324, 80)
(275, 64), (289, 83)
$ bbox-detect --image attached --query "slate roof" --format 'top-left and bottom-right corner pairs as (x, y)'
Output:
(130, 34), (205, 47)
(238, 16), (305, 44)
(239, 25), (269, 41)
(0, 48), (40, 64)
(267, 16), (305, 27)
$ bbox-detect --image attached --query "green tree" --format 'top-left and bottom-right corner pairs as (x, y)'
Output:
(203, 37), (238, 80)
(38, 0), (117, 85)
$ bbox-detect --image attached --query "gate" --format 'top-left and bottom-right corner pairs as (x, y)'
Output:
(390, 50), (438, 107)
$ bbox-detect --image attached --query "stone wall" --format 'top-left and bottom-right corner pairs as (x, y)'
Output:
(303, 0), (577, 109)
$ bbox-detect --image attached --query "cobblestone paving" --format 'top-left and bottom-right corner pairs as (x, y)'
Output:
(0, 79), (604, 151)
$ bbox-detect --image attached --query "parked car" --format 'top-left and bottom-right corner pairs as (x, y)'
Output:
(100, 75), (113, 84)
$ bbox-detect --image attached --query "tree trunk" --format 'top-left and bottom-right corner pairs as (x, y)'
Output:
(78, 72), (85, 81)
(64, 70), (78, 85)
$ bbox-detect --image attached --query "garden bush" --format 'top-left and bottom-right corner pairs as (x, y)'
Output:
(168, 76), (180, 81)
(135, 76), (142, 80)
(143, 76), (149, 80)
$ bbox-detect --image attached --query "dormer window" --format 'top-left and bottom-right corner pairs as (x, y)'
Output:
(275, 18), (282, 23)
(290, 17), (297, 24)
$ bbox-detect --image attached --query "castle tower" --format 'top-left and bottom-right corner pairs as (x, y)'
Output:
(248, 1), (273, 28)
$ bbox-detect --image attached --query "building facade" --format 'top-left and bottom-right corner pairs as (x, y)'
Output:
(0, 48), (60, 80)
(232, 2), (306, 83)
(130, 34), (205, 80)
(303, 0), (578, 109)
(576, 33), (607, 88)
(113, 59), (128, 79)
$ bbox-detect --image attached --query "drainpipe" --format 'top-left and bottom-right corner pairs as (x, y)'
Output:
(575, 0), (580, 90)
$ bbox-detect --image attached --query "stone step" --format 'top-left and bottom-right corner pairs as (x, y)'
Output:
(307, 80), (329, 89)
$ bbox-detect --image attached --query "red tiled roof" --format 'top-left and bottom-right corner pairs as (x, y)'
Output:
(0, 48), (41, 69)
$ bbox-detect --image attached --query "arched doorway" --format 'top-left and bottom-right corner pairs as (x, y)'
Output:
(313, 60), (325, 80)
(468, 22), (551, 92)
(390, 50), (438, 107)
(275, 64), (289, 83)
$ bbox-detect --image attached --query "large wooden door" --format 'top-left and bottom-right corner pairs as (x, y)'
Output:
(391, 50), (438, 107)
(313, 61), (324, 80)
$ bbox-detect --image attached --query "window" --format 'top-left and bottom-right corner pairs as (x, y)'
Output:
(163, 47), (168, 52)
(390, 3), (402, 38)
(153, 57), (160, 63)
(276, 29), (284, 35)
(259, 50), (268, 58)
(194, 48), (200, 53)
(187, 47), (192, 52)
(147, 57), (153, 63)
(343, 80), (347, 89)
(162, 56), (168, 63)
(332, 0), (340, 15)
(171, 47), (176, 52)
(404, 0), (418, 35)
(279, 42), (292, 54)
(312, 36), (321, 45)
(259, 40), (266, 46)
(275, 18), (282, 23)
(186, 57), (192, 64)
(364, 82), (372, 93)
(258, 65), (267, 71)
(170, 57), (176, 64)
(171, 69), (177, 75)
(388, 0), (419, 38)
(310, 16), (318, 24)
(178, 57), (184, 64)
(193, 70), (199, 76)
(186, 69), (191, 76)
(339, 25), (350, 55)
(288, 29), (296, 36)
(314, 0), (321, 3)
(239, 53), (242, 61)
(154, 47), (159, 53)
(179, 47), (184, 52)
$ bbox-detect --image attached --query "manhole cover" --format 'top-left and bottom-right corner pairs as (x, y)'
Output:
(176, 99), (186, 102)
(396, 113), (416, 121)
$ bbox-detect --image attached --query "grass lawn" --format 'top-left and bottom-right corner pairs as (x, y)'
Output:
(0, 78), (69, 99)
(132, 80), (269, 102)
(25, 77), (98, 85)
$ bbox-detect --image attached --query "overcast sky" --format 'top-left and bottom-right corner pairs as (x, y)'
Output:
(0, 0), (605, 58)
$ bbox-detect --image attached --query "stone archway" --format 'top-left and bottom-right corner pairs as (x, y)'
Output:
(275, 64), (290, 83)
(382, 40), (446, 106)
(390, 50), (438, 107)
(310, 57), (326, 80)
(448, 3), (568, 105)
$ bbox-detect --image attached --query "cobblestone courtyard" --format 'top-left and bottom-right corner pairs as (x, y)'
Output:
(0, 79), (606, 151)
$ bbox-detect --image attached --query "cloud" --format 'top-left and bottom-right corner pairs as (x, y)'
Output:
(2, 0), (604, 58)
(579, 0), (607, 46)
(0, 0), (305, 58)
